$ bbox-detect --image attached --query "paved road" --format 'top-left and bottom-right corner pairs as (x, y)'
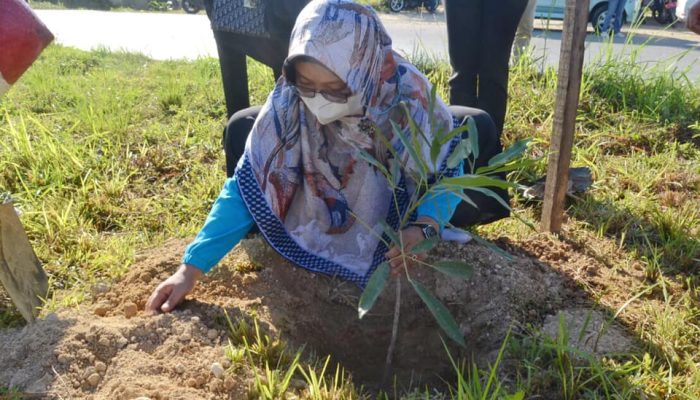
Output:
(35, 9), (700, 81)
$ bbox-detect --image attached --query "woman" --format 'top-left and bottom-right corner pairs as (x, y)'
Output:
(146, 0), (508, 314)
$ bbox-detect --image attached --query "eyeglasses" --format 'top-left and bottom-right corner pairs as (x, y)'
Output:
(292, 85), (351, 104)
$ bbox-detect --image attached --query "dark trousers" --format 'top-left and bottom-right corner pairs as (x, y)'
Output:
(223, 106), (509, 227)
(212, 31), (287, 119)
(444, 0), (528, 134)
(448, 106), (510, 227)
(204, 0), (289, 119)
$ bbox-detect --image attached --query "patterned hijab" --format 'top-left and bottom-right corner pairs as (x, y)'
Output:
(236, 0), (457, 286)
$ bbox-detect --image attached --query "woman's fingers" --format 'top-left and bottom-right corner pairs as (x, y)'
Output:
(385, 245), (400, 259)
(385, 227), (432, 277)
(160, 286), (187, 313)
(145, 284), (172, 315)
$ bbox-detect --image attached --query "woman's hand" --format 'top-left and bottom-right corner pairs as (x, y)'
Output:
(145, 264), (202, 315)
(384, 217), (439, 277)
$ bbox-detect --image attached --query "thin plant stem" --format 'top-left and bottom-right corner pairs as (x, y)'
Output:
(382, 276), (402, 387)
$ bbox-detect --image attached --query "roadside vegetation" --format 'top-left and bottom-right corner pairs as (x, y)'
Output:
(0, 38), (698, 398)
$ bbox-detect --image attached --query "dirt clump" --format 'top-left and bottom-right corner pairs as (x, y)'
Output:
(0, 235), (632, 397)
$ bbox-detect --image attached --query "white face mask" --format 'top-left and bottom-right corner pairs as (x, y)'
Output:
(300, 92), (364, 125)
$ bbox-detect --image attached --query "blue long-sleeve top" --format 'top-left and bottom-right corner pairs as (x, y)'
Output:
(182, 170), (462, 273)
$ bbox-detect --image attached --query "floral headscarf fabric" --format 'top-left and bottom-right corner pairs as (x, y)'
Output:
(235, 0), (458, 286)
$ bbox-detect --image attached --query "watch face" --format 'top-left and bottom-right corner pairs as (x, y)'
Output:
(423, 225), (438, 239)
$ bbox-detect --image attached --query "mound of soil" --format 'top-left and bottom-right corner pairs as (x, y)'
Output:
(0, 236), (633, 398)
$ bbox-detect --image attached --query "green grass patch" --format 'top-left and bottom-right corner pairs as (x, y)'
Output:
(1, 41), (698, 398)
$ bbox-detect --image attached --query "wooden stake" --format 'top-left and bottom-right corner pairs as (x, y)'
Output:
(0, 202), (48, 323)
(541, 0), (590, 233)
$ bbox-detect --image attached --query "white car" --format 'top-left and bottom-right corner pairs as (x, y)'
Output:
(536, 0), (640, 31)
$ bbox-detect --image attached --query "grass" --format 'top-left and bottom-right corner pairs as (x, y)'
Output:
(0, 37), (698, 398)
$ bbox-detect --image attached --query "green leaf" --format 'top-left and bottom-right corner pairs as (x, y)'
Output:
(505, 392), (525, 400)
(356, 149), (389, 178)
(488, 138), (531, 167)
(375, 126), (399, 160)
(430, 133), (441, 167)
(470, 233), (514, 261)
(467, 117), (479, 160)
(440, 174), (513, 189)
(465, 187), (537, 231)
(379, 220), (400, 247)
(429, 186), (478, 209)
(403, 102), (429, 146)
(465, 187), (512, 212)
(439, 124), (470, 146)
(409, 279), (466, 348)
(449, 189), (478, 208)
(475, 157), (538, 175)
(389, 157), (402, 188)
(358, 262), (390, 319)
(446, 140), (469, 169)
(431, 260), (474, 280)
(428, 85), (437, 130)
(410, 236), (439, 254)
(391, 120), (427, 180)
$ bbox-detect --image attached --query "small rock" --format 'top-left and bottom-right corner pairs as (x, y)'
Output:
(224, 376), (235, 390)
(190, 316), (200, 324)
(116, 336), (128, 348)
(195, 375), (207, 387)
(179, 332), (191, 342)
(92, 282), (110, 296)
(140, 272), (152, 283)
(208, 379), (223, 392)
(210, 362), (225, 378)
(94, 304), (109, 317)
(186, 378), (197, 387)
(98, 337), (111, 347)
(175, 364), (186, 374)
(207, 329), (219, 340)
(83, 366), (97, 378)
(86, 373), (101, 387)
(133, 397), (151, 400)
(123, 302), (138, 318)
(57, 354), (71, 364)
(95, 361), (107, 373)
(289, 378), (308, 390)
(221, 358), (231, 369)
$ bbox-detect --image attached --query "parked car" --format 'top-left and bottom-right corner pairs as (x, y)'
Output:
(677, 0), (699, 22)
(535, 0), (640, 31)
(387, 0), (439, 13)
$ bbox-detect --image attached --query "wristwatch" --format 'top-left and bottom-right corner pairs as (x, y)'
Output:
(409, 222), (438, 239)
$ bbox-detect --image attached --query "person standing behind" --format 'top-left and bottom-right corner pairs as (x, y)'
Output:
(512, 0), (538, 63)
(687, 0), (700, 33)
(203, 0), (309, 175)
(443, 0), (529, 135)
(600, 0), (628, 37)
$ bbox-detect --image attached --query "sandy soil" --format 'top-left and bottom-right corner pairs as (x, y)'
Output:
(0, 235), (636, 399)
